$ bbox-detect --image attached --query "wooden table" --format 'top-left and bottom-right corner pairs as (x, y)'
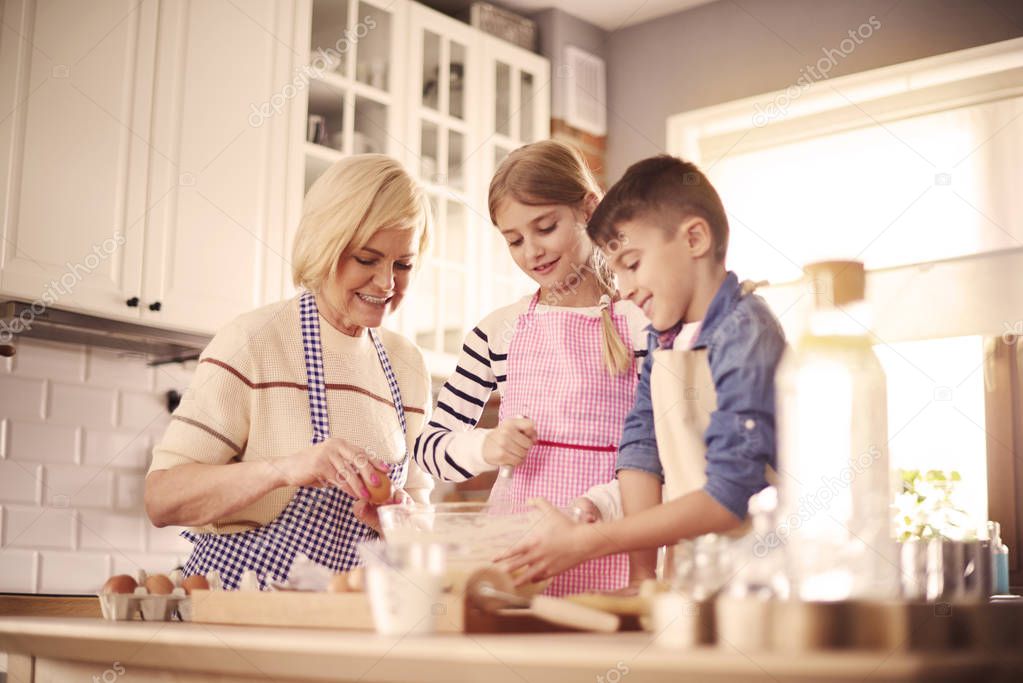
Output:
(0, 616), (1016, 682)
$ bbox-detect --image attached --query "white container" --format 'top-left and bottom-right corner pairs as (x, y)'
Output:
(359, 540), (447, 637)
(651, 593), (703, 649)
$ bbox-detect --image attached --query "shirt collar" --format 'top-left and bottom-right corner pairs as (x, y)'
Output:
(646, 271), (740, 350)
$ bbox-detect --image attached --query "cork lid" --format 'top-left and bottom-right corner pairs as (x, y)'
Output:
(804, 261), (865, 307)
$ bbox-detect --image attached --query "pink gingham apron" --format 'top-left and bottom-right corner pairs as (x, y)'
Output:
(500, 292), (636, 596)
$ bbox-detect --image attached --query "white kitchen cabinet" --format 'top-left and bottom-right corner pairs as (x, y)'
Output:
(142, 0), (301, 333)
(0, 0), (302, 335)
(0, 0), (157, 321)
(291, 0), (550, 375)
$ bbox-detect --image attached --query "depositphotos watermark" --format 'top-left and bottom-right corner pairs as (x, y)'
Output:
(752, 445), (883, 557)
(752, 16), (882, 128)
(249, 15), (378, 127)
(0, 234), (126, 344)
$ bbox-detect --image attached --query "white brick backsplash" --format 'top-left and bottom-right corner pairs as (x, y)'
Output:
(115, 472), (146, 511)
(39, 550), (110, 594)
(147, 523), (193, 554)
(12, 339), (85, 382)
(44, 465), (115, 509)
(154, 360), (197, 393)
(0, 339), (193, 593)
(112, 551), (185, 578)
(0, 375), (46, 421)
(0, 461), (42, 504)
(86, 348), (154, 390)
(3, 505), (74, 549)
(7, 420), (79, 464)
(82, 429), (150, 470)
(78, 510), (145, 552)
(118, 390), (169, 432)
(0, 549), (38, 592)
(48, 382), (116, 427)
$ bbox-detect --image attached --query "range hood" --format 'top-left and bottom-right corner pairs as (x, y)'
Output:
(0, 299), (211, 365)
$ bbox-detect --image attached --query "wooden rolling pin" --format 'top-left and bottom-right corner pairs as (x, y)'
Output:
(467, 567), (620, 633)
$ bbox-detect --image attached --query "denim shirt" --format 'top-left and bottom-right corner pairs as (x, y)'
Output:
(616, 272), (787, 520)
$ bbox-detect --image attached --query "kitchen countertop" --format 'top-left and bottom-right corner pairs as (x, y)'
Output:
(0, 616), (1015, 683)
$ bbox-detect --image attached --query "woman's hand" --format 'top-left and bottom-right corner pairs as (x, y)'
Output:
(494, 498), (602, 585)
(275, 437), (389, 500)
(482, 417), (537, 467)
(353, 488), (412, 533)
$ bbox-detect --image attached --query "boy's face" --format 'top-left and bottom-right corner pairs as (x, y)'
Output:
(609, 217), (701, 331)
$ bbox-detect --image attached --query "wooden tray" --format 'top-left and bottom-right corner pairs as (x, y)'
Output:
(188, 589), (641, 633)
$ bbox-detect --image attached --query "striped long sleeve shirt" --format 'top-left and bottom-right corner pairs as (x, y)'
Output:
(413, 294), (651, 482)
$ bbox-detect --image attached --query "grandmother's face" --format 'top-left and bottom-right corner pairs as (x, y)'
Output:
(320, 227), (418, 335)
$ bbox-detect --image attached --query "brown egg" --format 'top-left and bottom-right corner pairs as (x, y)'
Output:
(144, 574), (174, 595)
(181, 574), (209, 595)
(366, 473), (392, 505)
(101, 574), (137, 594)
(327, 572), (350, 593)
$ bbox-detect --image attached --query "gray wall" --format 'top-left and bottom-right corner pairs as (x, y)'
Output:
(530, 8), (610, 119)
(605, 0), (1023, 181)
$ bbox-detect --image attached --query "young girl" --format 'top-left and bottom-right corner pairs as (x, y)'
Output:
(412, 140), (649, 596)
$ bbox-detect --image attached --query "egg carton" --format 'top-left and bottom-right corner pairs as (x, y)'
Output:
(97, 569), (226, 622)
(97, 587), (188, 621)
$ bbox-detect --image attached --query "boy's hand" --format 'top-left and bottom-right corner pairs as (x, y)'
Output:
(569, 496), (601, 524)
(482, 417), (537, 467)
(494, 498), (602, 584)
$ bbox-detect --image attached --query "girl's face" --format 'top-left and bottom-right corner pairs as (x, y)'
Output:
(318, 227), (419, 336)
(494, 199), (594, 292)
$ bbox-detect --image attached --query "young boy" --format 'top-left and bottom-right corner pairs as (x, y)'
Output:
(497, 155), (786, 585)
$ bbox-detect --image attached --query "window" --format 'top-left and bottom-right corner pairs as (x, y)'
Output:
(669, 38), (1023, 575)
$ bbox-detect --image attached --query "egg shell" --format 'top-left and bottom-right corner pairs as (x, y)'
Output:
(101, 574), (138, 594)
(145, 574), (175, 595)
(181, 574), (210, 595)
(346, 567), (365, 591)
(327, 573), (350, 593)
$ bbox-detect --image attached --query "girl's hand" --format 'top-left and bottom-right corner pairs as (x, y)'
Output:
(569, 496), (601, 524)
(494, 498), (600, 584)
(482, 417), (537, 467)
(353, 488), (412, 533)
(274, 437), (389, 500)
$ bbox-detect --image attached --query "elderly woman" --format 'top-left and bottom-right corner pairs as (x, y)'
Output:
(144, 155), (435, 589)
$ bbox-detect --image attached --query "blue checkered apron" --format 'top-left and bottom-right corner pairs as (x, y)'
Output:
(179, 290), (409, 590)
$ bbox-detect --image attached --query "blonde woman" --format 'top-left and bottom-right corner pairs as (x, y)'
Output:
(411, 140), (650, 596)
(145, 155), (435, 589)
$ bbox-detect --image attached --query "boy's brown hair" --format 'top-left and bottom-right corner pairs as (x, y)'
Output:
(587, 155), (729, 262)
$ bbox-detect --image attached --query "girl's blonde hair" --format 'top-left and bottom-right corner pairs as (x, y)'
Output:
(488, 140), (632, 376)
(292, 154), (432, 292)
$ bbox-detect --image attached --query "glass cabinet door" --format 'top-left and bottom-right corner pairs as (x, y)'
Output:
(479, 35), (551, 313)
(304, 0), (403, 194)
(402, 4), (479, 360)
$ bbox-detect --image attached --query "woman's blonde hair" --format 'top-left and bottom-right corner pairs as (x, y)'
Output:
(488, 140), (632, 376)
(292, 154), (432, 292)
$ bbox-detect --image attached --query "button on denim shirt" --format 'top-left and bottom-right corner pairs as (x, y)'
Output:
(616, 272), (787, 520)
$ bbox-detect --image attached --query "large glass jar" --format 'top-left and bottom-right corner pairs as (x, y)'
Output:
(775, 261), (899, 601)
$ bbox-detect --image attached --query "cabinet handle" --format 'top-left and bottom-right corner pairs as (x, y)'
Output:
(148, 301), (162, 312)
(125, 297), (140, 307)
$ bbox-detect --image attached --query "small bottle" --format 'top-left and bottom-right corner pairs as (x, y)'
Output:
(990, 521), (1010, 594)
